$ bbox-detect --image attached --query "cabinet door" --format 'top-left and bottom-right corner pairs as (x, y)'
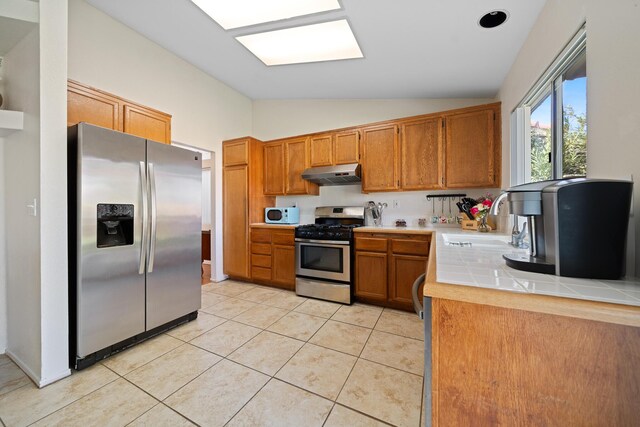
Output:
(355, 251), (388, 302)
(123, 104), (171, 144)
(361, 124), (399, 192)
(223, 165), (249, 279)
(401, 118), (443, 190)
(389, 254), (427, 308)
(444, 109), (496, 188)
(285, 137), (318, 195)
(334, 130), (360, 165)
(223, 140), (249, 167)
(67, 82), (121, 131)
(309, 134), (334, 167)
(263, 142), (285, 195)
(272, 245), (295, 290)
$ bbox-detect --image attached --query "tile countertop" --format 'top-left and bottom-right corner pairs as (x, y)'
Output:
(430, 229), (640, 310)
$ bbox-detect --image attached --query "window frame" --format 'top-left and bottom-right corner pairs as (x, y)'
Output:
(511, 24), (586, 186)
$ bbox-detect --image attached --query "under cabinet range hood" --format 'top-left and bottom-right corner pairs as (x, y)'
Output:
(302, 163), (361, 186)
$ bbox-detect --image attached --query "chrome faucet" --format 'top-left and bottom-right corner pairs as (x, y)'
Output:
(489, 191), (508, 216)
(511, 221), (529, 248)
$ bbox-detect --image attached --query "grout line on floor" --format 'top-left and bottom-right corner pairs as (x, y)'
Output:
(123, 401), (161, 426)
(24, 374), (121, 426)
(3, 282), (423, 427)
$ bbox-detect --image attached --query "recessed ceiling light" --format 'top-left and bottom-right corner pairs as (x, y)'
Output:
(479, 10), (509, 29)
(191, 0), (341, 30)
(236, 20), (363, 66)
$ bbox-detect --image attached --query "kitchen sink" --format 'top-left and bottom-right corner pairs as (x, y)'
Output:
(441, 232), (511, 248)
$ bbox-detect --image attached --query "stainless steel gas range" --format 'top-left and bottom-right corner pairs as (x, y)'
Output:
(294, 206), (365, 304)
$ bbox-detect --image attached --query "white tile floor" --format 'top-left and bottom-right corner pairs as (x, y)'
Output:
(0, 281), (426, 427)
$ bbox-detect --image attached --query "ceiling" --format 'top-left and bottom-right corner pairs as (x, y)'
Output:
(0, 16), (37, 56)
(86, 0), (547, 100)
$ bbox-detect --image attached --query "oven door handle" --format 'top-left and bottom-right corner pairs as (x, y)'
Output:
(295, 238), (351, 246)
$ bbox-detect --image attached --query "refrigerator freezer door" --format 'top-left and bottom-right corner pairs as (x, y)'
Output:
(145, 141), (202, 329)
(76, 123), (147, 357)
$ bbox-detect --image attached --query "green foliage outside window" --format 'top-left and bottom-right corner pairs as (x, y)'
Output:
(530, 106), (586, 182)
(562, 106), (587, 177)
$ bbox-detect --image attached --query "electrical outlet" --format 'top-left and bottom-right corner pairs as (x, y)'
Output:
(392, 200), (399, 208)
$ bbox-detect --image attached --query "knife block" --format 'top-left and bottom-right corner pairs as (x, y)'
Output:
(460, 216), (497, 231)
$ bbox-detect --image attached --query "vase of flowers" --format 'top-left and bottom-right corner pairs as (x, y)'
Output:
(470, 195), (493, 233)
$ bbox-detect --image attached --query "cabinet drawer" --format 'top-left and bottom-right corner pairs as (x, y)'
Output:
(392, 239), (430, 256)
(251, 243), (272, 255)
(251, 266), (271, 281)
(272, 232), (294, 246)
(251, 228), (272, 243)
(252, 254), (271, 268)
(355, 237), (388, 252)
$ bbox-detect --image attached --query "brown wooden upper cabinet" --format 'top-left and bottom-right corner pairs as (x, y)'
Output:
(223, 139), (249, 167)
(309, 130), (361, 167)
(400, 118), (444, 190)
(258, 102), (500, 194)
(67, 79), (172, 144)
(285, 137), (318, 195)
(264, 137), (319, 196)
(361, 124), (399, 192)
(67, 80), (122, 131)
(334, 130), (361, 165)
(263, 141), (285, 195)
(444, 108), (497, 188)
(309, 134), (334, 167)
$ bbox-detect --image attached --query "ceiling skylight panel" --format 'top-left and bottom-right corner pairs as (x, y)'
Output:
(236, 20), (363, 66)
(191, 0), (341, 30)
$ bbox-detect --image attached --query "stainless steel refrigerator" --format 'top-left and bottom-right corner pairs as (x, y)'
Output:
(68, 123), (201, 369)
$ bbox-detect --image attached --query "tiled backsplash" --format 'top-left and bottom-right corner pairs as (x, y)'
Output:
(276, 185), (509, 229)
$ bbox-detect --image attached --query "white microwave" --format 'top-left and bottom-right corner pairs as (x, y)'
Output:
(265, 207), (300, 224)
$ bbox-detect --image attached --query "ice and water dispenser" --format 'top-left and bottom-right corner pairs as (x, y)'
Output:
(96, 204), (134, 248)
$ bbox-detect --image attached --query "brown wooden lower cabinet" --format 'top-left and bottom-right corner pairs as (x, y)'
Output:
(249, 226), (295, 290)
(430, 298), (640, 426)
(354, 232), (430, 311)
(389, 254), (426, 306)
(355, 251), (388, 302)
(272, 245), (295, 288)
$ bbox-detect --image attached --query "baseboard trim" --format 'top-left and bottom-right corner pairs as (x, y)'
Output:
(6, 349), (39, 387)
(39, 369), (72, 387)
(6, 350), (71, 388)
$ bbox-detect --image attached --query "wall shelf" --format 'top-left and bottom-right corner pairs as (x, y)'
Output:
(0, 109), (24, 136)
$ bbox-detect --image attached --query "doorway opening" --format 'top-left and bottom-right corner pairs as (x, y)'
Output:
(172, 141), (214, 284)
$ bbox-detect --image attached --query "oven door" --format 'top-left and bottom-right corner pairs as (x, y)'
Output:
(295, 239), (351, 283)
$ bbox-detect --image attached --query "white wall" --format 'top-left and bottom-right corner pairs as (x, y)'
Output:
(39, 0), (70, 385)
(0, 140), (6, 352)
(253, 98), (495, 141)
(279, 186), (503, 229)
(1, 0), (70, 386)
(498, 0), (640, 276)
(68, 0), (253, 281)
(253, 98), (499, 224)
(3, 27), (43, 381)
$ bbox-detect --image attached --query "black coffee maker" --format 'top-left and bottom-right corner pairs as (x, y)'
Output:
(502, 178), (633, 279)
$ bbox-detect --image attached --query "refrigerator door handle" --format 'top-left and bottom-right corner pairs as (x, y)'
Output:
(148, 162), (158, 273)
(139, 161), (148, 275)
